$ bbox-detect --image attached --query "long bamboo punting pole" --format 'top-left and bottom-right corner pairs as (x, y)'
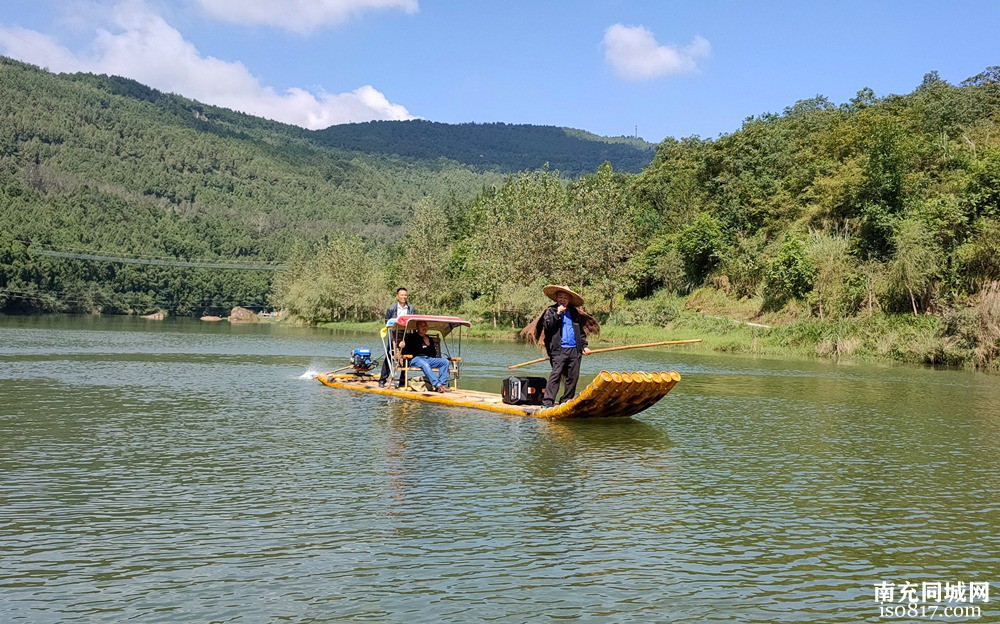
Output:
(506, 339), (703, 370)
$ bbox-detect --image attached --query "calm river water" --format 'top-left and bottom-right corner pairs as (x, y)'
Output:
(1, 315), (998, 623)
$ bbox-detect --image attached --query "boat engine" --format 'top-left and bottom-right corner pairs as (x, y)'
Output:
(350, 348), (374, 375)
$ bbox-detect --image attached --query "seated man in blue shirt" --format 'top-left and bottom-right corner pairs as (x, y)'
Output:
(400, 320), (451, 393)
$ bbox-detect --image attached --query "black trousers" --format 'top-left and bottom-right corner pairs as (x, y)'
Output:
(378, 352), (392, 384)
(378, 332), (403, 385)
(544, 346), (582, 407)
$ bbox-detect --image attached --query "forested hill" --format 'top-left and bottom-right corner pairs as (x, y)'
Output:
(6, 52), (1000, 373)
(0, 56), (650, 314)
(0, 57), (487, 313)
(0, 55), (497, 239)
(278, 67), (1000, 369)
(313, 120), (655, 176)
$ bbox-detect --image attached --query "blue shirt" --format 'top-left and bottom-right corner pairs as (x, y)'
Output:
(560, 310), (577, 348)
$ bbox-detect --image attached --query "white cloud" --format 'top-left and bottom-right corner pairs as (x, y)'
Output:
(603, 24), (710, 80)
(0, 26), (80, 72)
(196, 0), (419, 34)
(0, 1), (416, 129)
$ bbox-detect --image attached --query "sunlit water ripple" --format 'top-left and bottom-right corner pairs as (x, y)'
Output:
(1, 315), (998, 622)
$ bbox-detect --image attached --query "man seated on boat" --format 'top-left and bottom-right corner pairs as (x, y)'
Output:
(400, 321), (451, 393)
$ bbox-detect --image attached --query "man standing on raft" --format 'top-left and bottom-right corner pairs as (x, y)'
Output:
(522, 285), (600, 408)
(378, 287), (414, 388)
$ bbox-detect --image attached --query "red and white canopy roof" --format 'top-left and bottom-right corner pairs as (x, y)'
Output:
(389, 314), (472, 336)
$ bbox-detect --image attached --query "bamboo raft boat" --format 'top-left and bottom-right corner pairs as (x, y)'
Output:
(316, 369), (682, 419)
(315, 314), (686, 418)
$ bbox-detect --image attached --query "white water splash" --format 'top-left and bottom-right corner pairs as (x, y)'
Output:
(299, 369), (323, 379)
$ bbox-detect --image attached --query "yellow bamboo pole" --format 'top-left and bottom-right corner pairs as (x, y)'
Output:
(506, 339), (703, 370)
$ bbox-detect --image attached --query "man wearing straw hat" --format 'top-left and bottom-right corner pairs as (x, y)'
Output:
(522, 285), (601, 408)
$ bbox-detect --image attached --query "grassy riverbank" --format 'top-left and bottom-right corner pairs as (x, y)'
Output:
(312, 286), (999, 371)
(316, 314), (945, 366)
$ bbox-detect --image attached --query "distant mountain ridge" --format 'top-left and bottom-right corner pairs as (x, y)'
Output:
(48, 60), (657, 177)
(313, 120), (656, 176)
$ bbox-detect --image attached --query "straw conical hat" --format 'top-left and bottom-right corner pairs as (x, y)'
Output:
(543, 284), (585, 307)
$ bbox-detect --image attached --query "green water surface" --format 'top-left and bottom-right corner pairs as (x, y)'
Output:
(1, 315), (997, 622)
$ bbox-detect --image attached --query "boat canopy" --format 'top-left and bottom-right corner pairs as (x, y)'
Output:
(389, 314), (472, 337)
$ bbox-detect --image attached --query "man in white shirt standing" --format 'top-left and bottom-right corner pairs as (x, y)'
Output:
(378, 287), (415, 387)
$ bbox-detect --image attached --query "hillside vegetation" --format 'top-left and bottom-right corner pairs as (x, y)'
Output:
(0, 57), (648, 315)
(2, 56), (999, 368)
(283, 69), (1000, 369)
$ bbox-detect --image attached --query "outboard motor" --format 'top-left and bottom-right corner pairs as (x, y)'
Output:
(350, 348), (374, 375)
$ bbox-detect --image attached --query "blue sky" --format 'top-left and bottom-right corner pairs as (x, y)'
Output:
(1, 0), (997, 143)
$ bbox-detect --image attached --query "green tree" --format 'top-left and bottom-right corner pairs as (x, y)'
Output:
(399, 198), (452, 309)
(675, 213), (724, 286)
(463, 169), (571, 325)
(764, 237), (815, 309)
(567, 162), (641, 314)
(272, 235), (387, 323)
(957, 218), (1000, 290)
(887, 218), (942, 315)
(806, 233), (853, 319)
(718, 232), (767, 298)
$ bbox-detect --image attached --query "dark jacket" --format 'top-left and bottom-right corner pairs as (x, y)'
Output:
(384, 302), (414, 345)
(384, 302), (415, 321)
(541, 304), (588, 356)
(401, 332), (439, 358)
